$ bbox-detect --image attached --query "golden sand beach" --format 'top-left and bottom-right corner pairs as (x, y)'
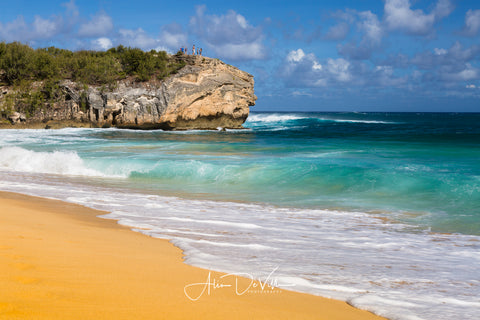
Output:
(0, 191), (386, 319)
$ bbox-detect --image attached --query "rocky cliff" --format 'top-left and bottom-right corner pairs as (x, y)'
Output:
(0, 55), (256, 130)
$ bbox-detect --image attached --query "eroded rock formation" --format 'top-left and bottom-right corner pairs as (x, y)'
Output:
(1, 56), (256, 130)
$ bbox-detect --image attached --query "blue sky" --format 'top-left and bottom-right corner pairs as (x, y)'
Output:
(1, 0), (480, 111)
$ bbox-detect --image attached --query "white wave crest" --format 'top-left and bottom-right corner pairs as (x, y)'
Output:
(246, 114), (306, 123)
(246, 114), (396, 125)
(320, 118), (395, 124)
(0, 146), (107, 177)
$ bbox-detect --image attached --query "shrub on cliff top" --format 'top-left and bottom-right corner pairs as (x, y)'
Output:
(0, 42), (35, 85)
(0, 42), (184, 86)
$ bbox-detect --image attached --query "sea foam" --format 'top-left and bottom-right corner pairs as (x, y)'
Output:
(317, 118), (395, 124)
(246, 114), (307, 123)
(246, 113), (396, 125)
(0, 146), (108, 177)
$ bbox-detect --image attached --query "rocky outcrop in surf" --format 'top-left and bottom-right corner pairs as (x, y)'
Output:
(0, 55), (256, 130)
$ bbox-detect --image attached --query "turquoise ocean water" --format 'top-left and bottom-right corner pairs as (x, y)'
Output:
(0, 112), (479, 320)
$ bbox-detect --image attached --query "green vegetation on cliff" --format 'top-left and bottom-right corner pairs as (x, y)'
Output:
(0, 42), (185, 85)
(0, 42), (185, 119)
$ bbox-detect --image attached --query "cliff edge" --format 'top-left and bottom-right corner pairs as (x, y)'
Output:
(0, 55), (256, 130)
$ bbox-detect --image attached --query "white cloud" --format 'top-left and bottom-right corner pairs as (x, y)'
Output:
(281, 49), (409, 90)
(189, 5), (266, 61)
(0, 1), (181, 53)
(282, 50), (353, 87)
(286, 49), (322, 69)
(385, 0), (434, 34)
(327, 58), (351, 82)
(313, 61), (322, 70)
(0, 17), (29, 42)
(410, 42), (480, 87)
(466, 84), (476, 89)
(214, 41), (264, 61)
(60, 0), (80, 30)
(33, 16), (60, 39)
(78, 12), (113, 37)
(158, 23), (187, 52)
(291, 91), (312, 97)
(358, 11), (383, 44)
(313, 79), (328, 87)
(434, 48), (447, 55)
(118, 28), (159, 50)
(92, 37), (113, 50)
(324, 22), (350, 40)
(374, 65), (407, 86)
(413, 42), (480, 71)
(236, 15), (247, 29)
(384, 0), (453, 35)
(281, 49), (326, 87)
(287, 49), (305, 62)
(445, 65), (479, 82)
(463, 9), (480, 36)
(376, 65), (393, 74)
(62, 0), (79, 18)
(433, 62), (480, 83)
(0, 2), (184, 54)
(336, 10), (383, 60)
(324, 9), (356, 40)
(433, 0), (455, 19)
(0, 13), (65, 42)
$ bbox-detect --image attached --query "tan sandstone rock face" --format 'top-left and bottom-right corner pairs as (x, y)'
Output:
(82, 56), (255, 130)
(158, 57), (256, 129)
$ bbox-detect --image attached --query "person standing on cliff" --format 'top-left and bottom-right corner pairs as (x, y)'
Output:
(192, 44), (196, 55)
